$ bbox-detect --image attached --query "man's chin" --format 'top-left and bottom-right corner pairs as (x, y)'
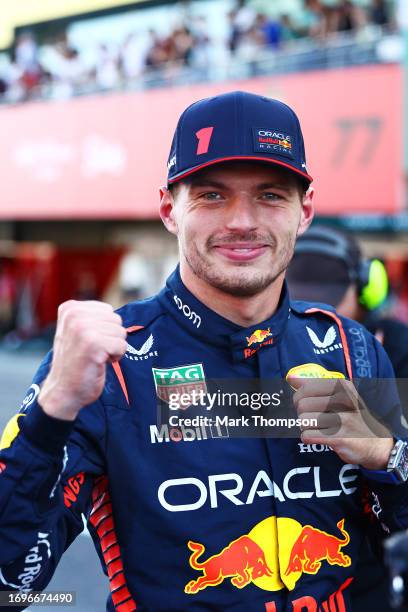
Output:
(184, 250), (282, 296)
(205, 269), (276, 297)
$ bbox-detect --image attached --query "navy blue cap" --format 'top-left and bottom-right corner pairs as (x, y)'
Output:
(167, 90), (313, 185)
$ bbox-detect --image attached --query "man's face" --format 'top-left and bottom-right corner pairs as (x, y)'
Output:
(160, 161), (314, 297)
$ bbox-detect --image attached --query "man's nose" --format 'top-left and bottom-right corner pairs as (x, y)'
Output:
(224, 195), (258, 232)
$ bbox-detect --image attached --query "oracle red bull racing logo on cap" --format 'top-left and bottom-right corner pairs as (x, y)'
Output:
(253, 128), (293, 158)
(185, 516), (351, 595)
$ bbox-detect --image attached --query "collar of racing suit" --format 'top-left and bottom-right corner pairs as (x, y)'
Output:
(158, 265), (291, 363)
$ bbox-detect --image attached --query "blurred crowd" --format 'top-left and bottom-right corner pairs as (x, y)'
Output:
(0, 0), (395, 103)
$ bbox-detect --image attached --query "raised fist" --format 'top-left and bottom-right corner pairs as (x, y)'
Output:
(38, 300), (127, 421)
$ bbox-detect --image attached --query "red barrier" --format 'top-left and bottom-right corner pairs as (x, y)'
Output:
(5, 244), (125, 331)
(0, 64), (402, 218)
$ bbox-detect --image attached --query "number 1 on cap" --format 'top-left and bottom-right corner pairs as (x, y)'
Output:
(196, 127), (214, 155)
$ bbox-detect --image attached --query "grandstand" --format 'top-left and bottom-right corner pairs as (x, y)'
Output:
(0, 0), (399, 102)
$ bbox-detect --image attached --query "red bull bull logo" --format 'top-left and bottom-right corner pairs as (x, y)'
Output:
(185, 536), (273, 594)
(246, 328), (272, 347)
(244, 328), (273, 358)
(185, 516), (352, 596)
(279, 139), (292, 149)
(284, 519), (351, 576)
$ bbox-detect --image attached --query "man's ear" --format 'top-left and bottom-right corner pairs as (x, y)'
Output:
(159, 186), (178, 235)
(297, 186), (314, 237)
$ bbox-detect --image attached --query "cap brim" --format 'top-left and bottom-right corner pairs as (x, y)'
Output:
(168, 155), (313, 185)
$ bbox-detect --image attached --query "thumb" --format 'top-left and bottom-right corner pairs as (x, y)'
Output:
(286, 375), (306, 391)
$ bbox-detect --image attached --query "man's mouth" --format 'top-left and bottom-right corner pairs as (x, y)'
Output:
(213, 243), (268, 262)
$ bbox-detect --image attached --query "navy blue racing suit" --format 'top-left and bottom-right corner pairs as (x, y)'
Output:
(0, 267), (407, 611)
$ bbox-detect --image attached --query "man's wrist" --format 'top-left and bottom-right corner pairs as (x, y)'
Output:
(39, 383), (80, 422)
(360, 438), (394, 470)
(21, 402), (76, 455)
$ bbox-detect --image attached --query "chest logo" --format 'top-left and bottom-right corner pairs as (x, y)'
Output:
(125, 334), (158, 361)
(246, 328), (272, 346)
(306, 326), (343, 355)
(183, 515), (352, 595)
(152, 363), (207, 409)
(244, 328), (273, 359)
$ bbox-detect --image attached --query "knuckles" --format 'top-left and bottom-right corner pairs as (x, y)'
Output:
(57, 302), (125, 338)
(58, 299), (78, 315)
(58, 300), (116, 318)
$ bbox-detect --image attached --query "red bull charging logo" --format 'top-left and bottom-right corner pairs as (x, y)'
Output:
(246, 328), (272, 347)
(185, 535), (273, 594)
(285, 519), (350, 576)
(244, 328), (273, 358)
(185, 516), (351, 595)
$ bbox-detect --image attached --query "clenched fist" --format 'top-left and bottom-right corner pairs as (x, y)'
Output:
(38, 300), (127, 421)
(289, 377), (394, 470)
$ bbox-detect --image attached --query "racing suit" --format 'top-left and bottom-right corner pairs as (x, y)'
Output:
(0, 266), (407, 611)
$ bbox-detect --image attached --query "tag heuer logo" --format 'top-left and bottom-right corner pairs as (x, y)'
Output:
(152, 363), (206, 409)
(306, 325), (343, 355)
(125, 334), (158, 361)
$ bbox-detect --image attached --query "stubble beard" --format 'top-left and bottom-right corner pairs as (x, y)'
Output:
(182, 233), (296, 297)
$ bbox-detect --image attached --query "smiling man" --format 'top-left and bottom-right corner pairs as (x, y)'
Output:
(1, 91), (408, 612)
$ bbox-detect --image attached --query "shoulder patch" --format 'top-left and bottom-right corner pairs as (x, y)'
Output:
(20, 384), (40, 412)
(0, 413), (26, 450)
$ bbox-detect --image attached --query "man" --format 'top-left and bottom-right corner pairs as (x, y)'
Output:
(0, 91), (407, 612)
(287, 224), (408, 610)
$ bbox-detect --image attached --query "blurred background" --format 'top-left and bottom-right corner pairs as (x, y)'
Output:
(0, 0), (407, 609)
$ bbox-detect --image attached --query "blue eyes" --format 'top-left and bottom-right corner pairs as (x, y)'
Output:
(202, 192), (222, 200)
(261, 193), (281, 200)
(200, 192), (282, 201)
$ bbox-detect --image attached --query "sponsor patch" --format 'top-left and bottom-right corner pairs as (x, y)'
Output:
(150, 422), (229, 444)
(184, 515), (353, 607)
(244, 328), (273, 359)
(173, 294), (201, 328)
(0, 531), (51, 592)
(348, 327), (372, 377)
(306, 325), (343, 355)
(20, 384), (40, 412)
(0, 413), (25, 451)
(63, 472), (86, 508)
(158, 465), (358, 513)
(125, 334), (158, 362)
(246, 328), (272, 347)
(286, 363), (345, 384)
(167, 154), (176, 170)
(152, 363), (207, 408)
(253, 127), (293, 158)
